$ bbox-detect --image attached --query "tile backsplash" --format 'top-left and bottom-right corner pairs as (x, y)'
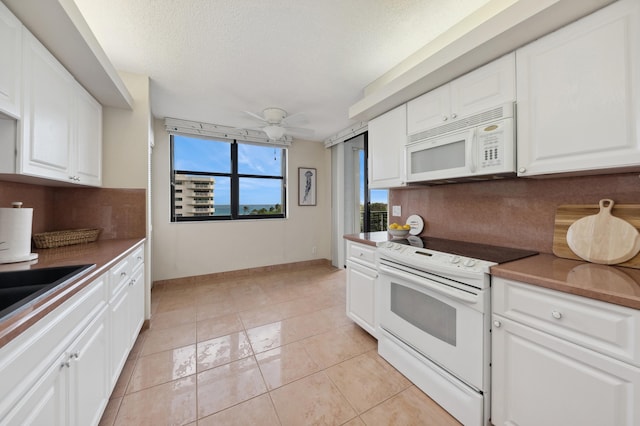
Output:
(0, 181), (145, 240)
(390, 172), (640, 254)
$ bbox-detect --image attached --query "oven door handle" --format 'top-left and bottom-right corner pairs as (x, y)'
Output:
(378, 265), (479, 304)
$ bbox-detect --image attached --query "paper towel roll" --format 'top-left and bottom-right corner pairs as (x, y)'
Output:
(0, 207), (36, 263)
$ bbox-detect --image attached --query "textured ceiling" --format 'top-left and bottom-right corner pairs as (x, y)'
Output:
(73, 0), (490, 142)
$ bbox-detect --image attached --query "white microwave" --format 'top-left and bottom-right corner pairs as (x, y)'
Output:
(406, 103), (516, 184)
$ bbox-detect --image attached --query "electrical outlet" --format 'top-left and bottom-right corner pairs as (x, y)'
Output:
(392, 205), (401, 216)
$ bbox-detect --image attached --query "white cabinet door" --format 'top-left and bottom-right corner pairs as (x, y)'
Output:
(108, 284), (130, 390)
(346, 260), (377, 337)
(68, 307), (109, 426)
(0, 2), (21, 118)
(407, 85), (450, 135)
(0, 353), (67, 426)
(492, 315), (640, 426)
(128, 264), (145, 347)
(450, 53), (515, 119)
(407, 53), (515, 136)
(368, 104), (407, 189)
(73, 85), (102, 186)
(20, 29), (74, 181)
(516, 0), (640, 176)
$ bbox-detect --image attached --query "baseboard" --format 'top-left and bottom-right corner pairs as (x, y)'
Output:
(153, 258), (333, 289)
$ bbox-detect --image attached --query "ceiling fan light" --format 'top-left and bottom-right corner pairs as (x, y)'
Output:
(263, 125), (285, 140)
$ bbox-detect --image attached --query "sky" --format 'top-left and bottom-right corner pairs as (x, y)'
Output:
(174, 135), (387, 206)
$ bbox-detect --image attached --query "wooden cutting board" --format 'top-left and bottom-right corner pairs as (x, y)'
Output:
(567, 199), (640, 264)
(554, 201), (640, 269)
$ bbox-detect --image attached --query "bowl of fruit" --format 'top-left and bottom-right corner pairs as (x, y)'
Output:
(388, 222), (411, 238)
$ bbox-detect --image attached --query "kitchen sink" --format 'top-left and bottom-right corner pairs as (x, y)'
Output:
(0, 264), (96, 321)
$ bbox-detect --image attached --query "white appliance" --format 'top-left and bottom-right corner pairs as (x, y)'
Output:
(406, 103), (515, 184)
(376, 237), (536, 426)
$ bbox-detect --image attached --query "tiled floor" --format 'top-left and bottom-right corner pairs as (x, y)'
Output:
(99, 263), (461, 425)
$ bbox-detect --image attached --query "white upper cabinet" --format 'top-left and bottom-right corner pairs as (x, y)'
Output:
(20, 28), (74, 182)
(9, 28), (102, 186)
(407, 53), (515, 136)
(0, 2), (21, 118)
(516, 0), (640, 177)
(74, 85), (103, 187)
(368, 104), (407, 188)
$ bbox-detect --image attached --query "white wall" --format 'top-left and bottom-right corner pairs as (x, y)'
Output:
(102, 72), (150, 189)
(151, 120), (332, 281)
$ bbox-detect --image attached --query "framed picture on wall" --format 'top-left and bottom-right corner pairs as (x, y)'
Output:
(298, 167), (317, 206)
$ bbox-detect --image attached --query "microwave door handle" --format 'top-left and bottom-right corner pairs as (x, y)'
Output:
(467, 128), (477, 173)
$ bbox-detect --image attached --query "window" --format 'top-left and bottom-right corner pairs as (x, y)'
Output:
(171, 134), (286, 221)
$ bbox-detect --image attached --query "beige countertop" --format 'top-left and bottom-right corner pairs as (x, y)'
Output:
(0, 238), (145, 348)
(345, 232), (640, 310)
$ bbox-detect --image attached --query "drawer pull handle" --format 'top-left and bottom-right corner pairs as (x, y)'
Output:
(551, 310), (562, 320)
(120, 272), (127, 277)
(61, 361), (70, 369)
(493, 320), (502, 328)
(359, 253), (363, 256)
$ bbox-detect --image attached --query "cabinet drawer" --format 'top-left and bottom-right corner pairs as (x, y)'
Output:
(109, 256), (130, 299)
(347, 241), (376, 267)
(130, 244), (144, 273)
(493, 277), (640, 367)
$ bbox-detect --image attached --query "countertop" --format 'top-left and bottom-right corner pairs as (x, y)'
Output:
(491, 254), (640, 310)
(0, 238), (145, 349)
(345, 232), (640, 310)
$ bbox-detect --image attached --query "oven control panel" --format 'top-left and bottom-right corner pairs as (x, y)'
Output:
(378, 241), (496, 277)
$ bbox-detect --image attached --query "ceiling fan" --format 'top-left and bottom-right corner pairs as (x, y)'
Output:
(243, 107), (314, 140)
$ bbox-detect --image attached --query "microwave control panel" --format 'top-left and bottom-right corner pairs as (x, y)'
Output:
(478, 122), (506, 169)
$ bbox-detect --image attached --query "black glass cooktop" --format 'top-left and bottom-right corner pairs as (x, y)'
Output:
(392, 236), (538, 264)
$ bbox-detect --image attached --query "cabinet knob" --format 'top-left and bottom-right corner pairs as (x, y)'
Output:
(518, 167), (526, 173)
(451, 113), (457, 119)
(551, 310), (562, 320)
(442, 116), (448, 122)
(493, 320), (502, 328)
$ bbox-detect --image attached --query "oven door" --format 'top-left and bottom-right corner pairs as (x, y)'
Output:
(406, 127), (476, 182)
(378, 263), (487, 391)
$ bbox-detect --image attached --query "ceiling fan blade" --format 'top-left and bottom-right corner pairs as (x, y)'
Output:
(243, 110), (268, 123)
(284, 126), (315, 137)
(281, 112), (307, 126)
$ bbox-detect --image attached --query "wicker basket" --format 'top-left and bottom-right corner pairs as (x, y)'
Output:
(33, 228), (101, 249)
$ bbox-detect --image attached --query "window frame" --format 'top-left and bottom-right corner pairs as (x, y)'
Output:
(170, 135), (287, 222)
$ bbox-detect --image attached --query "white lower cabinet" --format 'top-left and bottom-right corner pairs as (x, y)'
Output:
(491, 277), (640, 426)
(108, 244), (145, 389)
(2, 309), (109, 426)
(0, 242), (145, 426)
(68, 307), (109, 426)
(346, 240), (378, 337)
